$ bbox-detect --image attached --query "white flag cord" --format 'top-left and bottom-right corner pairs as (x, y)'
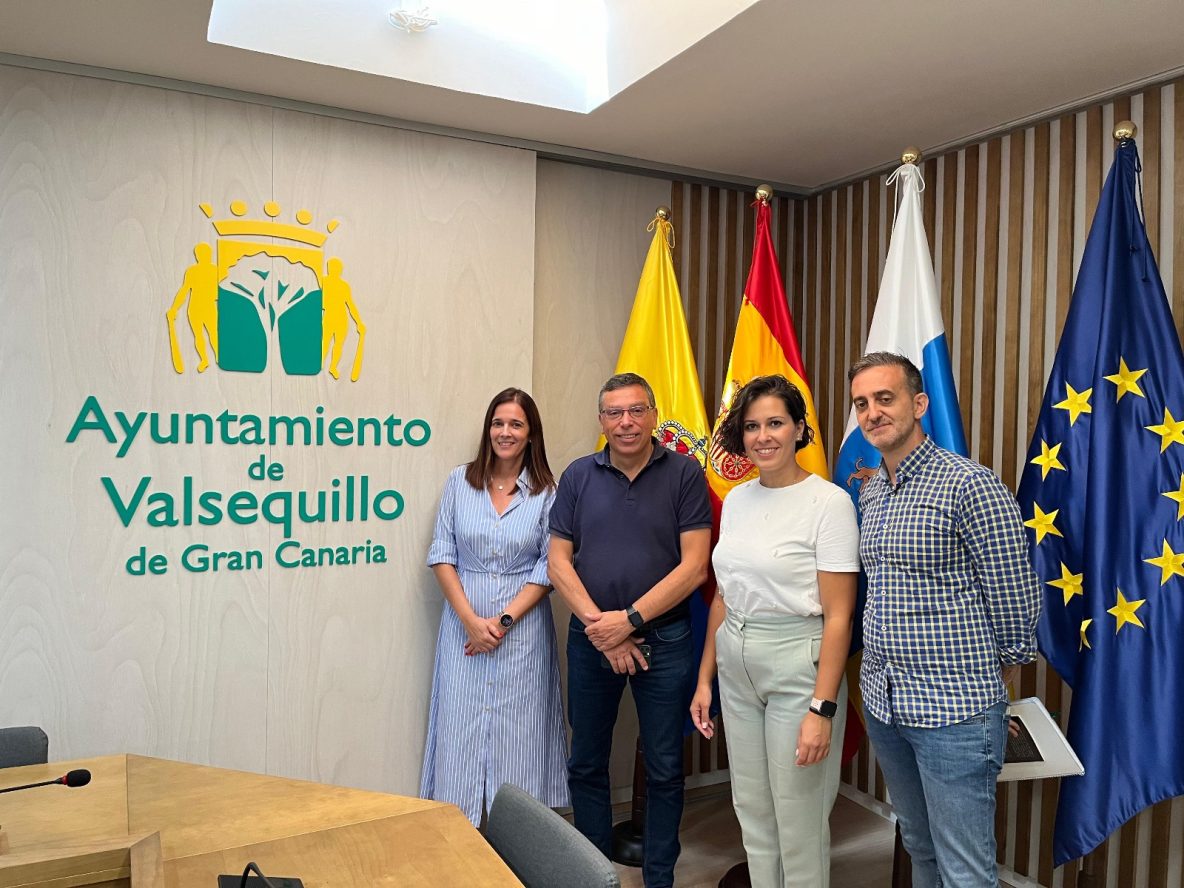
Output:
(885, 162), (926, 229)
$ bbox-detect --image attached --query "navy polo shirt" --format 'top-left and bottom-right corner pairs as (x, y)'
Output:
(550, 439), (713, 620)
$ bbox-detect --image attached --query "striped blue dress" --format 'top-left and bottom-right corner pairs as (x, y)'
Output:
(420, 465), (570, 824)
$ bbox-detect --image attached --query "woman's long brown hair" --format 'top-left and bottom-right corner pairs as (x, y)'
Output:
(464, 388), (555, 495)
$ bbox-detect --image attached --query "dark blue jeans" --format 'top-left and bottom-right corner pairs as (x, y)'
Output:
(566, 614), (695, 888)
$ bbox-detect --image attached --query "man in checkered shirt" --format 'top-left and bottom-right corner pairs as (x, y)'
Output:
(848, 351), (1040, 888)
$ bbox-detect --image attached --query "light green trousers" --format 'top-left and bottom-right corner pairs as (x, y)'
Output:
(716, 610), (847, 888)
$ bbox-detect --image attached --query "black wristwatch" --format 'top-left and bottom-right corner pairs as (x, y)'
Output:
(809, 697), (838, 719)
(498, 612), (515, 630)
(625, 605), (645, 630)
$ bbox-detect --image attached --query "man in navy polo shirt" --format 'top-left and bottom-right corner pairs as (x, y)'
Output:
(549, 372), (712, 888)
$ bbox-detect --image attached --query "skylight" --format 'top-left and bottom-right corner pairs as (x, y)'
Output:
(208, 0), (759, 113)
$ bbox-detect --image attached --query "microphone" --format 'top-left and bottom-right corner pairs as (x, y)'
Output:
(63, 769), (92, 787)
(0, 768), (92, 794)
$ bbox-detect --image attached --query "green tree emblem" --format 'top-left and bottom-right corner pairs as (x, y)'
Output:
(217, 254), (323, 375)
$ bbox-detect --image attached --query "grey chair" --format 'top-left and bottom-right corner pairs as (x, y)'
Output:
(0, 726), (49, 768)
(485, 783), (620, 888)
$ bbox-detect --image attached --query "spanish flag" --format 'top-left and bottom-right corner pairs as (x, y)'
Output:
(601, 213), (709, 465)
(707, 198), (827, 501)
(708, 198), (865, 761)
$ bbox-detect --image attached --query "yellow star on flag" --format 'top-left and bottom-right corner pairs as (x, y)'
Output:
(1102, 357), (1148, 401)
(1163, 473), (1184, 520)
(1047, 562), (1083, 605)
(1143, 539), (1184, 585)
(1024, 503), (1064, 544)
(1146, 407), (1184, 453)
(1107, 589), (1146, 633)
(1053, 383), (1092, 426)
(1030, 440), (1067, 480)
(1079, 618), (1092, 651)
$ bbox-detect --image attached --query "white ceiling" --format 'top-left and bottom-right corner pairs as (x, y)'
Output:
(2, 0), (1182, 191)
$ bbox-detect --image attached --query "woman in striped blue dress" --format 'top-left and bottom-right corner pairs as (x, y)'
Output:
(420, 388), (570, 825)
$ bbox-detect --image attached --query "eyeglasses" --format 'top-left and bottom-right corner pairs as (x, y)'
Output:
(599, 405), (654, 421)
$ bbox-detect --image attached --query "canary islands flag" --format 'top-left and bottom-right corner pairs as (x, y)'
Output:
(1016, 137), (1184, 865)
(835, 162), (967, 653)
(835, 162), (967, 501)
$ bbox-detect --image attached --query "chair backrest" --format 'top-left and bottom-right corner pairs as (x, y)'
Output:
(0, 726), (49, 768)
(485, 783), (620, 888)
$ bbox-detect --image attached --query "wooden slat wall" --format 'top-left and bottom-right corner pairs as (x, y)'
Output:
(670, 77), (1184, 888)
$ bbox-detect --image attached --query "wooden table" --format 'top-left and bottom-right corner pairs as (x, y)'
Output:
(0, 754), (521, 887)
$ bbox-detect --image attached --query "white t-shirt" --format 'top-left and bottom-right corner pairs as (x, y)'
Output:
(712, 473), (860, 617)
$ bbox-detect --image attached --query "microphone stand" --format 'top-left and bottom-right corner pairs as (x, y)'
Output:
(0, 778), (66, 794)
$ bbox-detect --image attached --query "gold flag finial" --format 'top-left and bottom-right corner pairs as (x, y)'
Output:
(901, 146), (922, 165)
(648, 206), (675, 247)
(755, 184), (773, 204)
(1113, 120), (1137, 142)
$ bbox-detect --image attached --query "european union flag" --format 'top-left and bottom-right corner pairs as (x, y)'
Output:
(1016, 137), (1184, 865)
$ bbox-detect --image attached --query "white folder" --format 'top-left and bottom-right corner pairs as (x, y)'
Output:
(999, 696), (1085, 782)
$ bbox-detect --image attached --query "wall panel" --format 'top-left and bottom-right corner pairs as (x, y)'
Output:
(0, 63), (538, 797)
(0, 66), (276, 772)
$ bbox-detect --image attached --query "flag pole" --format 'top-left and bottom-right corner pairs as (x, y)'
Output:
(609, 201), (706, 870)
(888, 140), (923, 888)
(1074, 119), (1137, 888)
(716, 182), (772, 888)
(610, 204), (670, 871)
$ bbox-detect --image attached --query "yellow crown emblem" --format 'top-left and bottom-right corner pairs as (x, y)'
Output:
(199, 200), (340, 247)
(167, 200), (366, 381)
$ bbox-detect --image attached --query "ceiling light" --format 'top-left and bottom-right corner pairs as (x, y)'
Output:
(389, 5), (438, 33)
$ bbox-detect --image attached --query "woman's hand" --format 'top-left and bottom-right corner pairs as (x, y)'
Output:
(462, 615), (504, 655)
(795, 711), (832, 766)
(690, 683), (715, 739)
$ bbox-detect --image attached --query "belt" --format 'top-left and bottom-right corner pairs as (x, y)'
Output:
(635, 608), (688, 632)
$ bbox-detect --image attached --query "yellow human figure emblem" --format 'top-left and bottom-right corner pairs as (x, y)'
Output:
(321, 257), (366, 381)
(167, 243), (219, 373)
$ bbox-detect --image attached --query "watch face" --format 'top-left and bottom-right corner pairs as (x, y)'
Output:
(817, 700), (838, 718)
(499, 614), (514, 629)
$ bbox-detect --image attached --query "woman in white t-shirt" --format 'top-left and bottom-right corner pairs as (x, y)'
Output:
(690, 374), (859, 888)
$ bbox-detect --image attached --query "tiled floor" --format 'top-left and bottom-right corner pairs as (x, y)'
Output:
(613, 789), (895, 888)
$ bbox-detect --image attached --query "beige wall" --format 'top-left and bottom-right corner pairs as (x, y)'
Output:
(0, 63), (537, 795)
(0, 64), (683, 805)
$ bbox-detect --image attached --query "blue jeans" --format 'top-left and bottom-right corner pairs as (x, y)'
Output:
(566, 614), (695, 888)
(865, 701), (1009, 888)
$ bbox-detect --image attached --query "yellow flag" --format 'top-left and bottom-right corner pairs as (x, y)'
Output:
(600, 216), (709, 463)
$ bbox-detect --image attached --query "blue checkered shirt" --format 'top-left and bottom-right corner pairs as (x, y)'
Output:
(859, 437), (1041, 728)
